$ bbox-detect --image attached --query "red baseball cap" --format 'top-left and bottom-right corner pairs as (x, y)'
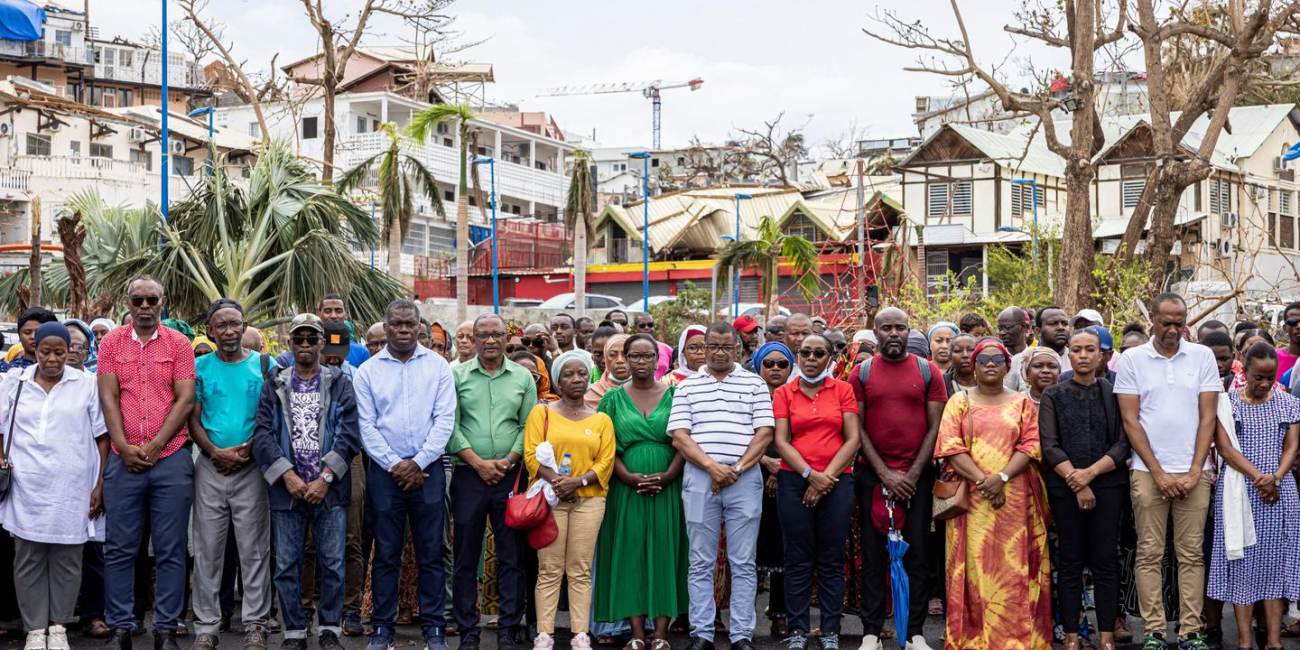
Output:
(733, 315), (761, 333)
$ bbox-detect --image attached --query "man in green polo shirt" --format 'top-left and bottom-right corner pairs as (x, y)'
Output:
(448, 313), (536, 650)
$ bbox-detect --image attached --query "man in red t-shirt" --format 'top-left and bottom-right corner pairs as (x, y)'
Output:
(849, 307), (947, 650)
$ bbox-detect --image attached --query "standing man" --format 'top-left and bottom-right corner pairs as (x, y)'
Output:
(996, 307), (1030, 390)
(668, 322), (774, 650)
(97, 276), (196, 650)
(354, 300), (457, 650)
(189, 299), (274, 650)
(1115, 293), (1220, 650)
(550, 313), (585, 355)
(1070, 308), (1105, 332)
(452, 321), (476, 367)
(448, 314), (536, 650)
(784, 314), (813, 355)
(850, 308), (945, 650)
(250, 313), (361, 650)
(733, 315), (762, 371)
(763, 315), (788, 347)
(575, 317), (596, 351)
(277, 295), (369, 368)
(365, 323), (387, 359)
(604, 309), (630, 329)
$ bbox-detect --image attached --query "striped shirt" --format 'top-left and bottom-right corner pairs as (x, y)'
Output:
(667, 363), (774, 464)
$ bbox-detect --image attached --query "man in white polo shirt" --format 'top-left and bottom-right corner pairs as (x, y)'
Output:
(668, 321), (774, 650)
(1114, 292), (1220, 650)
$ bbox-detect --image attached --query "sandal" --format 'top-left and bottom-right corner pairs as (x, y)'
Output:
(623, 640), (646, 650)
(596, 637), (620, 646)
(651, 641), (671, 650)
(927, 598), (944, 616)
(1285, 619), (1300, 637)
(770, 618), (789, 639)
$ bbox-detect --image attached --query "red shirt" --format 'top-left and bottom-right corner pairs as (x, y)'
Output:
(772, 377), (858, 474)
(849, 355), (948, 471)
(97, 325), (197, 459)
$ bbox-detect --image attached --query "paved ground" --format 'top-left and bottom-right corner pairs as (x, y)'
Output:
(12, 596), (1300, 650)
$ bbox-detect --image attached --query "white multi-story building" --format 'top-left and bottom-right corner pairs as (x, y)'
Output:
(214, 90), (573, 275)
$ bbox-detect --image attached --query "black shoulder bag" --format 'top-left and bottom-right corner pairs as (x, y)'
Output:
(0, 379), (26, 502)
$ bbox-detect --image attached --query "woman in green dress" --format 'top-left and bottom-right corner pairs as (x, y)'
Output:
(594, 334), (689, 650)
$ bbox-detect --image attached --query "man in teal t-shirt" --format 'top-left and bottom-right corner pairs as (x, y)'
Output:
(189, 299), (276, 648)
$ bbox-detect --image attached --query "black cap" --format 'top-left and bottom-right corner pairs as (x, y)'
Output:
(322, 321), (351, 356)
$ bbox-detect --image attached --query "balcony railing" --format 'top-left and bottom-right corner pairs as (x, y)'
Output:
(94, 54), (206, 89)
(0, 39), (95, 66)
(0, 168), (32, 192)
(15, 155), (148, 183)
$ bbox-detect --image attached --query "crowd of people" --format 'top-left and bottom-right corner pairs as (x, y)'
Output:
(1, 275), (1299, 650)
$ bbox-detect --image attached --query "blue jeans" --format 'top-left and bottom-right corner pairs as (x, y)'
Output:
(271, 504), (346, 639)
(367, 459), (446, 640)
(682, 463), (761, 643)
(103, 451), (193, 631)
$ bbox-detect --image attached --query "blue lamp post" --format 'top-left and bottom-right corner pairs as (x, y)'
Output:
(187, 106), (214, 176)
(733, 193), (753, 318)
(160, 0), (170, 227)
(473, 157), (499, 314)
(629, 151), (652, 307)
(1009, 178), (1039, 260)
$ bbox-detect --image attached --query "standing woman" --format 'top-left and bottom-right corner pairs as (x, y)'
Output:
(927, 322), (959, 374)
(1039, 329), (1129, 650)
(0, 322), (108, 650)
(772, 334), (860, 650)
(1021, 347), (1062, 406)
(585, 334), (631, 410)
(593, 335), (688, 650)
(665, 326), (707, 387)
(525, 352), (617, 650)
(755, 342), (795, 638)
(935, 337), (1051, 649)
(1208, 343), (1300, 650)
(943, 334), (978, 397)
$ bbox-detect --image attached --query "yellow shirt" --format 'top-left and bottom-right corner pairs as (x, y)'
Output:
(523, 403), (616, 498)
(4, 343), (23, 362)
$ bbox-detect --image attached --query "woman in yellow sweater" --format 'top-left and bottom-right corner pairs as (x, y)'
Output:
(525, 350), (617, 650)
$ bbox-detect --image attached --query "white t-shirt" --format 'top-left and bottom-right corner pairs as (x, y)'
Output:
(1113, 339), (1222, 473)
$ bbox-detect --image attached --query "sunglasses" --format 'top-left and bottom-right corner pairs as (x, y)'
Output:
(521, 337), (546, 347)
(130, 295), (161, 307)
(292, 335), (320, 346)
(975, 353), (1008, 366)
(1287, 318), (1300, 328)
(798, 349), (829, 359)
(761, 358), (790, 370)
(635, 321), (656, 329)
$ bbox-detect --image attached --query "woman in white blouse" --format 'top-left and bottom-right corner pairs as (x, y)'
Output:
(0, 322), (107, 650)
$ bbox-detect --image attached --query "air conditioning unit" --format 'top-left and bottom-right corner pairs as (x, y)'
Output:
(1223, 212), (1239, 228)
(0, 122), (11, 138)
(45, 122), (61, 133)
(72, 22), (84, 32)
(170, 140), (186, 154)
(127, 127), (148, 142)
(1218, 239), (1234, 257)
(1276, 157), (1289, 172)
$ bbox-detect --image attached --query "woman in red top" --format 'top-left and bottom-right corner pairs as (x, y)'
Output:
(772, 334), (861, 650)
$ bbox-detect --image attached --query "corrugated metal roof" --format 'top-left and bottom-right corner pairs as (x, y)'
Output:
(949, 124), (1066, 177)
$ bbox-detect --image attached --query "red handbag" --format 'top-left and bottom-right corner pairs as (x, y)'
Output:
(505, 407), (552, 531)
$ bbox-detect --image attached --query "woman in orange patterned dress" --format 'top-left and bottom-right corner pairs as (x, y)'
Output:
(934, 337), (1051, 650)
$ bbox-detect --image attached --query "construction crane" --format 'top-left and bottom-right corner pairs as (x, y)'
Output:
(537, 78), (704, 148)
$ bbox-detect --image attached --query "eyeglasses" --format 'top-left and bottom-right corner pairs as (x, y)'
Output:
(626, 352), (657, 362)
(529, 372), (542, 383)
(474, 331), (506, 341)
(292, 335), (320, 346)
(975, 353), (1008, 366)
(761, 358), (790, 370)
(130, 295), (161, 307)
(704, 344), (735, 353)
(798, 349), (829, 359)
(686, 344), (706, 354)
(69, 344), (87, 353)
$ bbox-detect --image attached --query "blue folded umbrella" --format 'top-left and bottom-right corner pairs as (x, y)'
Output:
(886, 498), (910, 643)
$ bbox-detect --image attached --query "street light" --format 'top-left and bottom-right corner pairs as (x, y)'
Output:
(472, 157), (499, 314)
(160, 0), (170, 226)
(1009, 178), (1040, 260)
(733, 193), (753, 318)
(629, 151), (652, 307)
(187, 106), (214, 176)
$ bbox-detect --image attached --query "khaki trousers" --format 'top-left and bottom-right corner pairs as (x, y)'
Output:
(535, 497), (606, 635)
(1130, 469), (1211, 637)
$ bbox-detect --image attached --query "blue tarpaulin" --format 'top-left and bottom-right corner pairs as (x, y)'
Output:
(0, 0), (45, 42)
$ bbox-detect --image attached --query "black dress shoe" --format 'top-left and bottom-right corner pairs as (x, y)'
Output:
(731, 639), (754, 650)
(685, 637), (715, 650)
(103, 629), (132, 650)
(153, 629), (181, 650)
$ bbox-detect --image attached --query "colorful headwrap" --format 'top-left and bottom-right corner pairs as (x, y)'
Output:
(754, 341), (794, 367)
(428, 322), (449, 347)
(192, 336), (216, 354)
(972, 337), (1012, 366)
(533, 353), (559, 402)
(64, 318), (99, 369)
(926, 321), (960, 342)
(1019, 346), (1062, 381)
(161, 318), (195, 341)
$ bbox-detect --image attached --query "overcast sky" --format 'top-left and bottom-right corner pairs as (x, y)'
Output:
(95, 0), (1071, 152)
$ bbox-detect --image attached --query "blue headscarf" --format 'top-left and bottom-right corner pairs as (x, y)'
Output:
(63, 318), (98, 370)
(754, 341), (794, 367)
(33, 321), (70, 348)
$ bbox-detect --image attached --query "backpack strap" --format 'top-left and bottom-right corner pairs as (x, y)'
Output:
(857, 357), (873, 387)
(859, 355), (932, 405)
(260, 353), (272, 381)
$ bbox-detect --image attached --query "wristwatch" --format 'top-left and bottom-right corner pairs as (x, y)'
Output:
(580, 476), (589, 487)
(321, 471), (335, 484)
(801, 467), (813, 479)
(997, 472), (1010, 484)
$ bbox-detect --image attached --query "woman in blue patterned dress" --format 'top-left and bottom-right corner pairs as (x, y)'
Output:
(1208, 343), (1300, 650)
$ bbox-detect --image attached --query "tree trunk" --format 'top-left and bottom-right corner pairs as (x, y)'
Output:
(1055, 163), (1096, 312)
(27, 197), (42, 308)
(573, 217), (587, 319)
(58, 210), (88, 320)
(321, 84), (336, 182)
(455, 194), (469, 323)
(387, 217), (402, 279)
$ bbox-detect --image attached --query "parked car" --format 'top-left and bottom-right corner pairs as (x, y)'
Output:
(734, 303), (792, 319)
(537, 292), (626, 311)
(624, 295), (677, 312)
(503, 298), (544, 308)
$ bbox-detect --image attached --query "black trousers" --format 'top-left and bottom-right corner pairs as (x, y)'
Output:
(1049, 484), (1124, 634)
(450, 464), (526, 641)
(857, 465), (932, 640)
(776, 471), (855, 636)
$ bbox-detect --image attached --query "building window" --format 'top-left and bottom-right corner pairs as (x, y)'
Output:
(101, 87), (117, 108)
(651, 158), (659, 167)
(926, 183), (949, 218)
(1283, 215), (1297, 250)
(69, 141), (81, 158)
(1281, 190), (1293, 216)
(1122, 180), (1146, 210)
(1209, 178), (1230, 214)
(1010, 182), (1045, 216)
(25, 134), (51, 156)
(926, 250), (950, 297)
(785, 213), (823, 243)
(173, 156), (194, 177)
(120, 89), (133, 106)
(130, 148), (152, 171)
(248, 122), (259, 137)
(356, 116), (368, 134)
(54, 30), (72, 47)
(88, 86), (102, 106)
(89, 143), (113, 159)
(951, 181), (972, 215)
(302, 117), (318, 140)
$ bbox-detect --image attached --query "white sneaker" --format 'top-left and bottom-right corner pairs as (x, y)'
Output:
(533, 633), (555, 650)
(45, 626), (68, 650)
(571, 633), (593, 650)
(905, 635), (935, 650)
(856, 635), (880, 650)
(24, 629), (46, 650)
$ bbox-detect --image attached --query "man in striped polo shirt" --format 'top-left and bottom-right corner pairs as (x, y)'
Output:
(668, 321), (775, 650)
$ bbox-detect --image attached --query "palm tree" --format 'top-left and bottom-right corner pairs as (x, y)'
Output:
(336, 122), (444, 278)
(564, 149), (596, 318)
(1, 144), (409, 325)
(407, 103), (480, 322)
(717, 214), (821, 319)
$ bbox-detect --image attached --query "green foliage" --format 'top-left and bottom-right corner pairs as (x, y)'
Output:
(884, 273), (992, 331)
(1091, 245), (1151, 333)
(649, 281), (713, 345)
(564, 149), (595, 240)
(717, 214), (821, 316)
(984, 242), (1058, 311)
